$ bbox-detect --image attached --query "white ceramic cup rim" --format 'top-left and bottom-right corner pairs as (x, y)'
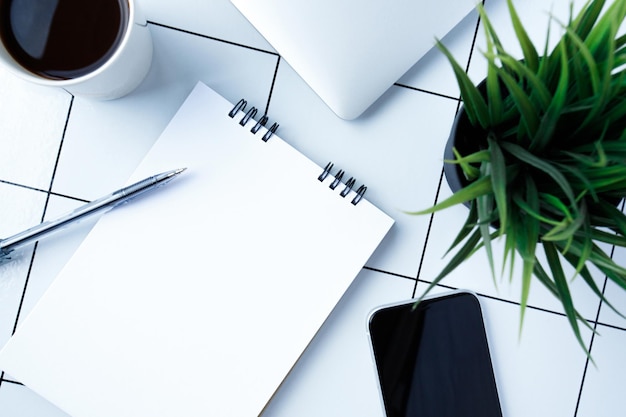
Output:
(0, 0), (136, 87)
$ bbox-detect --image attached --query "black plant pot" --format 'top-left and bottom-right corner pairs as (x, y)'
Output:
(443, 104), (486, 198)
(443, 98), (625, 213)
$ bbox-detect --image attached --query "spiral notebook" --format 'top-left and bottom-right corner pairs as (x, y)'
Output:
(0, 82), (393, 417)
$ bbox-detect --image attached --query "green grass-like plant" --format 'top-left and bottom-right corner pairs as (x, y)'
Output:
(412, 0), (626, 353)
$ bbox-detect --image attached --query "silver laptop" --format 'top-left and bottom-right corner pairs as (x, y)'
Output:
(230, 0), (475, 119)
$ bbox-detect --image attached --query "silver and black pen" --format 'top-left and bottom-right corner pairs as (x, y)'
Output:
(0, 168), (186, 262)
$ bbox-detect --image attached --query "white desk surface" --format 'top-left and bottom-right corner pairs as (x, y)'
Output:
(0, 0), (623, 416)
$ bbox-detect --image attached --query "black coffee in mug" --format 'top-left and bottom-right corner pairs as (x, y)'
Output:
(0, 0), (129, 80)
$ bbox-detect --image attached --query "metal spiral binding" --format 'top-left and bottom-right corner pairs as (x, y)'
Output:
(240, 107), (257, 126)
(227, 102), (368, 206)
(329, 170), (344, 190)
(228, 99), (280, 142)
(229, 99), (246, 118)
(318, 162), (367, 205)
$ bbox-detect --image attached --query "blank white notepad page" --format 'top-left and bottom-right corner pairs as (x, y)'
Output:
(0, 82), (393, 417)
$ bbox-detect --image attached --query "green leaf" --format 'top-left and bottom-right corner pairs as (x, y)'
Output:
(583, 0), (626, 58)
(532, 261), (593, 337)
(573, 208), (592, 268)
(617, 30), (626, 46)
(445, 148), (491, 165)
(502, 209), (518, 278)
(595, 200), (626, 237)
(562, 250), (625, 319)
(436, 40), (490, 128)
(537, 11), (554, 82)
(513, 177), (540, 331)
(572, 0), (606, 41)
(416, 228), (484, 302)
(515, 232), (535, 333)
(486, 63), (503, 125)
(562, 141), (608, 168)
(561, 23), (613, 131)
(565, 241), (626, 293)
(585, 228), (626, 247)
(482, 8), (504, 125)
(496, 55), (552, 110)
(595, 99), (626, 130)
(603, 267), (626, 293)
(542, 202), (586, 243)
(487, 136), (508, 232)
(477, 3), (506, 55)
(532, 259), (559, 295)
(407, 175), (493, 215)
(497, 69), (540, 140)
(444, 201), (479, 255)
(477, 163), (497, 283)
(507, 0), (539, 71)
(500, 142), (577, 206)
(448, 147), (486, 181)
(541, 193), (574, 217)
(564, 240), (626, 278)
(531, 39), (569, 152)
(573, 139), (626, 155)
(533, 260), (597, 339)
(513, 195), (561, 226)
(543, 242), (590, 354)
(556, 163), (598, 201)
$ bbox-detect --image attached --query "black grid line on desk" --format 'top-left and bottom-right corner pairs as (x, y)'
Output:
(0, 378), (21, 386)
(574, 266), (611, 416)
(148, 21), (280, 57)
(264, 55), (282, 116)
(413, 0), (482, 293)
(0, 179), (90, 204)
(146, 20), (457, 113)
(370, 260), (625, 334)
(574, 198), (626, 416)
(0, 97), (74, 390)
(147, 21), (282, 120)
(394, 82), (462, 102)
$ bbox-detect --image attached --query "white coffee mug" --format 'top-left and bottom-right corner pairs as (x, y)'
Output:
(0, 0), (153, 99)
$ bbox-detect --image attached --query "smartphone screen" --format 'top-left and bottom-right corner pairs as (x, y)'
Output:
(368, 291), (502, 417)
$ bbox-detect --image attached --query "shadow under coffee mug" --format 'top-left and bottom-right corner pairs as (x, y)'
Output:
(0, 0), (153, 99)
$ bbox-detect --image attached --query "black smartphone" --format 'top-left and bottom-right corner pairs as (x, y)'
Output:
(367, 291), (502, 417)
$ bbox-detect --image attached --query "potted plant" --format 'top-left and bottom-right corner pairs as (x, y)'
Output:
(412, 0), (626, 353)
